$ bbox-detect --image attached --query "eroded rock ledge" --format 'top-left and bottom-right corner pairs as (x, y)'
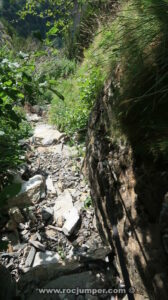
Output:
(84, 80), (168, 300)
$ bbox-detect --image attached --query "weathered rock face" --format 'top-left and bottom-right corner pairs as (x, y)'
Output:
(85, 80), (168, 299)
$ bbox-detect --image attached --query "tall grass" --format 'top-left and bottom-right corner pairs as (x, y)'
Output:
(50, 45), (106, 134)
(51, 0), (168, 159)
(111, 0), (168, 158)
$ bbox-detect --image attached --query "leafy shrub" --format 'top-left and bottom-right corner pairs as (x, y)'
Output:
(0, 47), (40, 188)
(84, 196), (92, 209)
(50, 63), (104, 135)
(36, 55), (76, 83)
(0, 120), (31, 174)
(49, 0), (168, 162)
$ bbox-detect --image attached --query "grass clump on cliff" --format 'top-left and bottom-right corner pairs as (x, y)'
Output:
(50, 0), (168, 160)
(110, 0), (168, 159)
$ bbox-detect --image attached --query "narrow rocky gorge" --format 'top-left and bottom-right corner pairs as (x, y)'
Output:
(0, 107), (122, 300)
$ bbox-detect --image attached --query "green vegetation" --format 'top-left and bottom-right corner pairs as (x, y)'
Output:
(0, 46), (48, 188)
(50, 59), (105, 134)
(0, 48), (34, 177)
(1, 0), (168, 190)
(84, 196), (92, 209)
(50, 0), (168, 160)
(104, 0), (168, 159)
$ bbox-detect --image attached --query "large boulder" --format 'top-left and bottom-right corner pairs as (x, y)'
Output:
(34, 124), (64, 145)
(33, 251), (60, 268)
(7, 175), (45, 208)
(26, 113), (41, 122)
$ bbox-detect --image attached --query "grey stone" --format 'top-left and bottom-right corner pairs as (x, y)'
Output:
(54, 189), (73, 223)
(21, 229), (29, 235)
(8, 206), (24, 224)
(42, 136), (57, 146)
(34, 124), (64, 143)
(41, 207), (53, 221)
(7, 175), (46, 207)
(33, 251), (60, 267)
(30, 240), (46, 252)
(36, 232), (42, 241)
(28, 210), (37, 223)
(32, 105), (43, 116)
(26, 113), (41, 122)
(62, 207), (80, 236)
(18, 223), (25, 230)
(25, 247), (36, 267)
(13, 243), (26, 252)
(46, 176), (56, 194)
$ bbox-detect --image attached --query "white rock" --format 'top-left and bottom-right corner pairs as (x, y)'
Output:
(26, 113), (41, 122)
(62, 207), (80, 236)
(34, 124), (52, 138)
(42, 137), (57, 146)
(34, 124), (63, 144)
(54, 189), (73, 223)
(25, 247), (36, 267)
(46, 176), (56, 194)
(8, 175), (45, 208)
(33, 251), (60, 267)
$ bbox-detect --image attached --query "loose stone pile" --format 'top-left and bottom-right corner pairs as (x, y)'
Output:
(0, 110), (122, 299)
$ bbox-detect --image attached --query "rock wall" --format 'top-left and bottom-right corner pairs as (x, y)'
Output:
(85, 80), (168, 299)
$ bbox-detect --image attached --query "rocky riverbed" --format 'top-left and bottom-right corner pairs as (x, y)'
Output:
(0, 109), (124, 300)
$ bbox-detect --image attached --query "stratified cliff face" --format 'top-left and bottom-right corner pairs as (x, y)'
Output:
(85, 80), (168, 300)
